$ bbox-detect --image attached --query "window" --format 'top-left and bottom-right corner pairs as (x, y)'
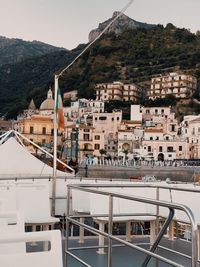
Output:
(30, 126), (34, 134)
(83, 134), (89, 141)
(84, 129), (90, 132)
(159, 146), (162, 152)
(161, 109), (164, 114)
(150, 137), (153, 140)
(146, 110), (150, 114)
(166, 136), (169, 140)
(84, 144), (88, 150)
(99, 116), (107, 120)
(148, 146), (151, 152)
(112, 117), (114, 121)
(156, 136), (159, 140)
(117, 117), (120, 121)
(179, 146), (182, 151)
(95, 135), (100, 140)
(95, 144), (100, 150)
(167, 146), (173, 152)
(42, 127), (46, 135)
(171, 125), (175, 132)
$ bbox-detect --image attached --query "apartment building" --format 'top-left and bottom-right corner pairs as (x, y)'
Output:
(63, 99), (105, 122)
(180, 115), (200, 158)
(148, 72), (197, 99)
(93, 110), (122, 157)
(142, 128), (187, 160)
(64, 123), (105, 159)
(95, 81), (141, 102)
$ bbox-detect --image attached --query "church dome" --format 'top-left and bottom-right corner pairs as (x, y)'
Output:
(40, 87), (54, 110)
(40, 99), (54, 110)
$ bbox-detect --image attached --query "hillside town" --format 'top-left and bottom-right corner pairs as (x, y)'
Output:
(2, 2), (200, 267)
(1, 71), (199, 165)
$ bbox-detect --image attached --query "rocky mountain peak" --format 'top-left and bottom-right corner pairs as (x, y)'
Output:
(88, 11), (156, 42)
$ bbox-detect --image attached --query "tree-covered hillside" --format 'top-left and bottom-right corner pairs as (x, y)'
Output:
(60, 23), (200, 96)
(0, 45), (86, 118)
(0, 36), (64, 66)
(1, 23), (200, 118)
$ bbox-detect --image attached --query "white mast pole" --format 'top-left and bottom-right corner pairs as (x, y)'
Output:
(51, 0), (134, 216)
(52, 74), (59, 216)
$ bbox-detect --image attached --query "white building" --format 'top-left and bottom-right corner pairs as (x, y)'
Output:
(63, 99), (105, 123)
(130, 105), (142, 122)
(148, 72), (197, 99)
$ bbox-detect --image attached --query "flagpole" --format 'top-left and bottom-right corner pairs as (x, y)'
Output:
(52, 74), (58, 216)
(50, 0), (134, 217)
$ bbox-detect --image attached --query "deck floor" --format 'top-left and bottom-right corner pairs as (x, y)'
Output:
(65, 236), (194, 267)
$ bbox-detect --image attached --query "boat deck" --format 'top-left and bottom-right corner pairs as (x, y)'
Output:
(27, 235), (194, 267)
(65, 236), (193, 267)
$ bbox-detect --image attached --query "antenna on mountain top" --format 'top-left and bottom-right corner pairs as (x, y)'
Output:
(51, 0), (135, 215)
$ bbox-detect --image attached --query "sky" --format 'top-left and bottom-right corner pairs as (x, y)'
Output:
(1, 0), (200, 50)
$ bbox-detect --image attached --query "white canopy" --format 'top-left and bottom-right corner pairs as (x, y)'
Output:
(0, 137), (69, 178)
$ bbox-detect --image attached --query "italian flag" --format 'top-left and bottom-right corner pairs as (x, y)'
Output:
(56, 87), (64, 131)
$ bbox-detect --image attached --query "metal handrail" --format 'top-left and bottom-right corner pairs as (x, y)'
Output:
(65, 184), (198, 267)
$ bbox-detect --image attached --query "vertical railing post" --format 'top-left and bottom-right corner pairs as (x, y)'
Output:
(108, 194), (113, 267)
(155, 186), (159, 267)
(191, 223), (198, 267)
(156, 186), (159, 236)
(65, 186), (71, 267)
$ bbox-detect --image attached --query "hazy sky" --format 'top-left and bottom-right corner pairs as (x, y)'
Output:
(1, 0), (200, 50)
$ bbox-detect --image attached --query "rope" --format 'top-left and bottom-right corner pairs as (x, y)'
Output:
(58, 0), (135, 77)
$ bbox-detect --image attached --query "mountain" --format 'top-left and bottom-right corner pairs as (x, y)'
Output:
(88, 11), (156, 42)
(0, 35), (65, 66)
(1, 14), (200, 119)
(0, 44), (86, 118)
(61, 23), (200, 95)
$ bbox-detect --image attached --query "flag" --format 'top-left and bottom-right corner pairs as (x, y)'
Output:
(56, 87), (64, 131)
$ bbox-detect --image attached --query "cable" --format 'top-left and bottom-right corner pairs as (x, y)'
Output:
(58, 0), (135, 78)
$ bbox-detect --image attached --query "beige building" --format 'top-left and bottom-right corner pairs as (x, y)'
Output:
(181, 115), (200, 158)
(95, 81), (141, 102)
(148, 72), (197, 99)
(18, 115), (54, 145)
(142, 106), (178, 137)
(93, 110), (122, 157)
(63, 90), (78, 101)
(64, 123), (105, 159)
